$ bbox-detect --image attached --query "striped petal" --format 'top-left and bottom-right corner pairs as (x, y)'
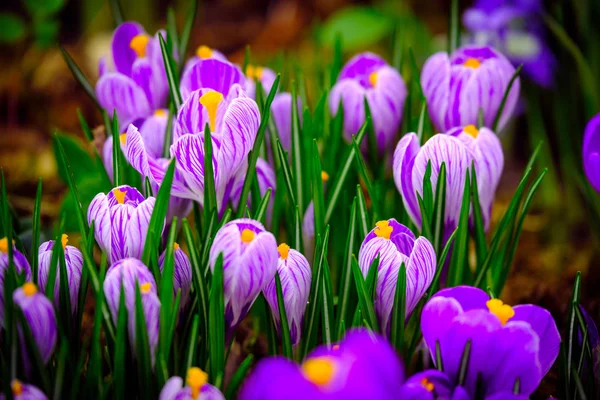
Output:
(180, 58), (246, 101)
(125, 197), (157, 260)
(87, 193), (111, 252)
(405, 237), (437, 314)
(109, 204), (132, 264)
(393, 133), (421, 227)
(421, 52), (451, 132)
(96, 73), (151, 127)
(173, 88), (227, 143)
(329, 79), (367, 143)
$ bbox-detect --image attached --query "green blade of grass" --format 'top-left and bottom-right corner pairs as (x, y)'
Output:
(448, 0), (460, 53)
(224, 355), (254, 399)
(432, 163), (447, 254)
(275, 273), (293, 359)
(203, 123), (217, 220)
(113, 280), (128, 400)
(356, 185), (370, 239)
(290, 82), (305, 215)
(470, 165), (487, 267)
(335, 197), (358, 340)
(112, 109), (124, 186)
(448, 170), (471, 287)
(31, 178), (42, 283)
(159, 218), (178, 361)
(275, 140), (297, 207)
(60, 46), (101, 110)
(183, 314), (199, 373)
(352, 137), (381, 220)
(492, 64), (522, 132)
(209, 254), (225, 388)
(158, 33), (183, 109)
(254, 188), (272, 225)
(178, 0), (198, 64)
(351, 255), (379, 331)
(390, 263), (406, 353)
(321, 256), (335, 346)
(312, 140), (325, 238)
(109, 0), (124, 25)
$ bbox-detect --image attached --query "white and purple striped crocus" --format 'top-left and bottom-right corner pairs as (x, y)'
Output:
(358, 219), (436, 334)
(209, 219), (278, 332)
(159, 367), (225, 400)
(1, 380), (47, 400)
(103, 258), (160, 356)
(329, 52), (407, 154)
(96, 22), (169, 128)
(13, 283), (57, 364)
(87, 185), (161, 265)
(38, 234), (83, 314)
(263, 243), (311, 345)
(393, 129), (503, 238)
(1, 237), (32, 328)
(245, 64), (277, 100)
(421, 45), (520, 132)
(159, 243), (192, 309)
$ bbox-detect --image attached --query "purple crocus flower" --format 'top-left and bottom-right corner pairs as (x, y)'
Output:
(269, 92), (302, 153)
(393, 131), (503, 237)
(263, 243), (311, 345)
(159, 367), (225, 400)
(329, 52), (407, 154)
(421, 45), (520, 132)
(87, 185), (161, 264)
(96, 22), (169, 127)
(583, 113), (600, 193)
(180, 58), (246, 101)
(0, 380), (47, 400)
(159, 243), (192, 309)
(13, 283), (57, 364)
(230, 158), (276, 225)
(421, 285), (560, 397)
(38, 234), (83, 313)
(0, 237), (32, 328)
(239, 329), (405, 400)
(358, 219), (436, 334)
(182, 45), (228, 78)
(245, 64), (277, 100)
(209, 218), (278, 331)
(103, 258), (160, 356)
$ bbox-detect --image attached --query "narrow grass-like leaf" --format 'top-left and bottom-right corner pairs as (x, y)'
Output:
(492, 64), (522, 132)
(111, 109), (123, 186)
(113, 280), (128, 400)
(416, 102), (428, 144)
(365, 255), (379, 300)
(321, 256), (334, 346)
(183, 314), (199, 373)
(470, 165), (487, 266)
(335, 198), (357, 339)
(312, 140), (325, 238)
(203, 123), (217, 220)
(448, 0), (460, 53)
(45, 235), (61, 301)
(159, 218), (178, 362)
(432, 163), (447, 254)
(426, 229), (457, 299)
(76, 108), (94, 142)
(178, 0), (198, 63)
(352, 137), (381, 220)
(254, 188), (272, 225)
(109, 0), (124, 25)
(167, 8), (179, 59)
(275, 273), (293, 359)
(53, 338), (68, 399)
(58, 242), (73, 336)
(158, 33), (183, 109)
(60, 46), (100, 109)
(448, 170), (471, 287)
(457, 340), (472, 386)
(31, 178), (42, 284)
(329, 34), (343, 87)
(290, 82), (304, 215)
(390, 263), (406, 353)
(417, 194), (433, 241)
(85, 253), (105, 394)
(436, 340), (444, 371)
(356, 185), (370, 239)
(351, 255), (379, 332)
(224, 355), (254, 399)
(293, 206), (303, 258)
(209, 254), (225, 388)
(275, 140), (297, 207)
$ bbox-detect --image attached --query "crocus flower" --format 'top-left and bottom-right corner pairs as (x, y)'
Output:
(239, 329), (405, 400)
(96, 22), (169, 127)
(0, 237), (32, 328)
(159, 367), (225, 400)
(269, 92), (302, 153)
(263, 243), (311, 345)
(182, 45), (228, 78)
(421, 285), (560, 397)
(87, 185), (161, 264)
(179, 58), (246, 101)
(230, 158), (276, 225)
(38, 234), (83, 313)
(209, 219), (278, 331)
(329, 52), (407, 154)
(393, 131), (503, 238)
(0, 380), (47, 400)
(13, 283), (57, 364)
(103, 258), (160, 356)
(358, 219), (436, 334)
(159, 243), (192, 309)
(583, 113), (600, 193)
(245, 64), (277, 100)
(421, 45), (520, 132)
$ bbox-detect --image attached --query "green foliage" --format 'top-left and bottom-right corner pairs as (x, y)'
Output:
(0, 13), (26, 43)
(319, 6), (394, 50)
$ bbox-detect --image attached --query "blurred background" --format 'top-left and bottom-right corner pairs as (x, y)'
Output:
(1, 0), (600, 395)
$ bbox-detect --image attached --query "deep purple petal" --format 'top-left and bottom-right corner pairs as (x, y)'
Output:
(583, 113), (600, 193)
(432, 285), (490, 312)
(111, 22), (145, 77)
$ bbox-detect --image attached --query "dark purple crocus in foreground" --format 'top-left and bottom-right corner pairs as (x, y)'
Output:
(0, 380), (47, 400)
(330, 52), (407, 154)
(159, 367), (224, 400)
(420, 286), (560, 397)
(0, 237), (32, 328)
(239, 329), (405, 400)
(421, 45), (519, 132)
(583, 113), (600, 193)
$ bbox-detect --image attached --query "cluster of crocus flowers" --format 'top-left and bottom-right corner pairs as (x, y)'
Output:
(159, 367), (224, 400)
(583, 112), (600, 193)
(420, 286), (560, 397)
(239, 329), (405, 399)
(159, 242), (192, 309)
(96, 22), (169, 127)
(0, 237), (32, 328)
(421, 45), (520, 132)
(209, 219), (278, 332)
(38, 234), (83, 313)
(263, 243), (312, 345)
(87, 185), (160, 264)
(358, 219), (436, 334)
(0, 380), (47, 400)
(330, 52), (407, 154)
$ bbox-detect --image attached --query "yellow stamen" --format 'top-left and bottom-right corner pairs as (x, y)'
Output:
(421, 377), (435, 392)
(321, 171), (329, 182)
(241, 229), (255, 243)
(246, 65), (264, 80)
(486, 298), (515, 325)
(11, 380), (23, 396)
(61, 234), (69, 249)
(464, 58), (481, 69)
(129, 34), (149, 58)
(369, 71), (378, 87)
(302, 357), (335, 386)
(154, 109), (166, 117)
(186, 367), (208, 399)
(174, 242), (180, 251)
(464, 124), (479, 138)
(119, 133), (127, 145)
(113, 188), (127, 204)
(140, 282), (152, 294)
(0, 237), (9, 253)
(278, 243), (290, 259)
(22, 282), (38, 296)
(199, 91), (224, 132)
(196, 45), (213, 59)
(374, 220), (393, 240)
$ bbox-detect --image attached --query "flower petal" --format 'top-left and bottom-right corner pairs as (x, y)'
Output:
(421, 52), (451, 131)
(111, 22), (145, 76)
(405, 236), (437, 315)
(96, 73), (151, 126)
(180, 58), (246, 101)
(393, 133), (422, 226)
(329, 79), (367, 143)
(125, 197), (157, 260)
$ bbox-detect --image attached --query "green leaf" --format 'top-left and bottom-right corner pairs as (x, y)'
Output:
(85, 253), (105, 394)
(290, 82), (305, 215)
(470, 166), (487, 267)
(365, 255), (379, 300)
(60, 46), (101, 110)
(209, 254), (225, 388)
(52, 132), (102, 184)
(109, 0), (124, 25)
(448, 170), (471, 287)
(275, 273), (293, 359)
(352, 137), (381, 220)
(158, 33), (183, 110)
(356, 185), (370, 239)
(275, 140), (297, 207)
(426, 229), (457, 299)
(390, 263), (406, 354)
(321, 256), (335, 346)
(178, 0), (198, 64)
(492, 64), (522, 132)
(351, 255), (378, 332)
(111, 109), (124, 186)
(113, 279), (128, 400)
(31, 179), (42, 284)
(224, 354), (253, 399)
(457, 340), (472, 386)
(293, 206), (303, 255)
(159, 218), (178, 362)
(448, 0), (460, 53)
(183, 314), (199, 373)
(24, 0), (65, 15)
(329, 34), (343, 86)
(45, 235), (61, 301)
(203, 123), (217, 220)
(335, 197), (358, 340)
(0, 13), (26, 43)
(166, 8), (179, 59)
(319, 6), (394, 50)
(312, 140), (325, 238)
(254, 188), (272, 225)
(58, 240), (73, 336)
(432, 163), (447, 254)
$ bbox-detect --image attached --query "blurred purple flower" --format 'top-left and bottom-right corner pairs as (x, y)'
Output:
(421, 286), (560, 397)
(159, 367), (224, 400)
(182, 45), (228, 78)
(209, 219), (278, 332)
(421, 45), (520, 132)
(0, 237), (32, 328)
(96, 22), (169, 127)
(269, 92), (302, 153)
(245, 64), (277, 100)
(358, 219), (436, 334)
(87, 185), (161, 264)
(263, 243), (311, 345)
(0, 380), (47, 400)
(38, 234), (83, 314)
(329, 52), (407, 154)
(239, 329), (405, 400)
(159, 243), (192, 309)
(583, 113), (600, 193)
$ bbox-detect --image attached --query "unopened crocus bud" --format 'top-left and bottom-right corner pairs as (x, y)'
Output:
(87, 185), (161, 264)
(0, 237), (32, 328)
(263, 243), (312, 345)
(0, 380), (47, 400)
(159, 242), (192, 309)
(358, 219), (436, 334)
(38, 234), (83, 313)
(209, 219), (278, 332)
(159, 367), (225, 400)
(13, 283), (57, 364)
